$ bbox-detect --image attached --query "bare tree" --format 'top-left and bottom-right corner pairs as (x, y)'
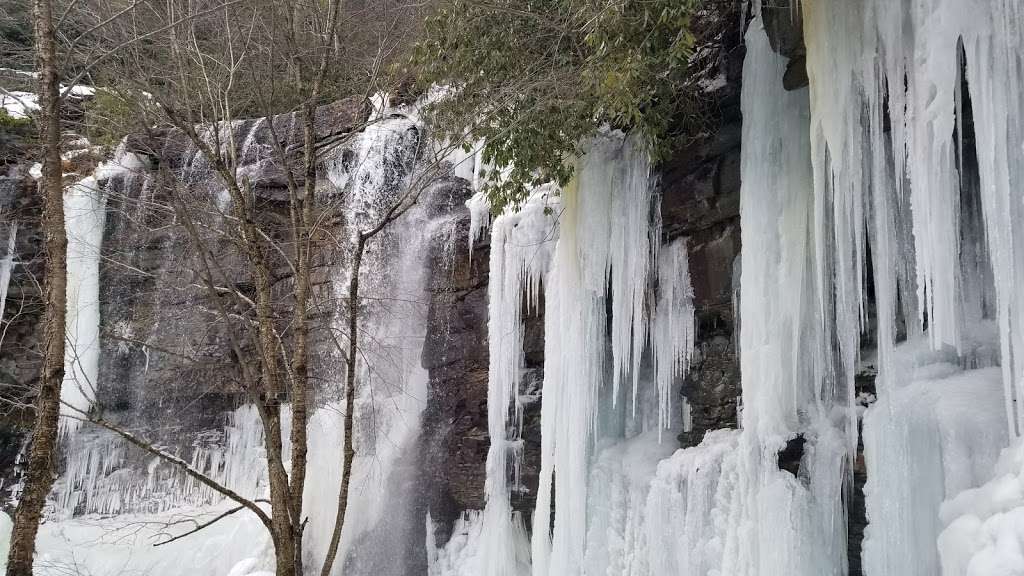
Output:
(3, 0), (469, 573)
(5, 0), (67, 573)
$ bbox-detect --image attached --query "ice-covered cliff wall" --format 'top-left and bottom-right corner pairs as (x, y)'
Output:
(430, 0), (1024, 574)
(9, 0), (1024, 573)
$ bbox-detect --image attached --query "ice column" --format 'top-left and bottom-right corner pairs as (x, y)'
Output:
(529, 134), (660, 576)
(634, 20), (850, 576)
(473, 186), (558, 576)
(60, 176), (107, 434)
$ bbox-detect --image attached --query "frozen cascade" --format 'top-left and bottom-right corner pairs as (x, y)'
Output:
(640, 21), (850, 576)
(60, 149), (149, 436)
(862, 331), (1007, 576)
(430, 130), (699, 576)
(60, 176), (107, 435)
(799, 0), (1024, 574)
(436, 18), (843, 576)
(478, 184), (559, 576)
(539, 20), (846, 576)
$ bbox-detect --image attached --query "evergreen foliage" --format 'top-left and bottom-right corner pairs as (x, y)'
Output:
(412, 0), (699, 210)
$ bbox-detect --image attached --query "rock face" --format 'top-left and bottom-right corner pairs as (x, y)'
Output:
(96, 99), (368, 440)
(419, 195), (491, 525)
(0, 174), (43, 507)
(65, 102), (375, 514)
(663, 0), (745, 448)
(761, 0), (808, 90)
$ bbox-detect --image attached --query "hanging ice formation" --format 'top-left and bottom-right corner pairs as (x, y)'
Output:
(795, 0), (1024, 573)
(622, 20), (850, 576)
(429, 129), (698, 576)
(437, 0), (1024, 573)
(652, 0), (1024, 574)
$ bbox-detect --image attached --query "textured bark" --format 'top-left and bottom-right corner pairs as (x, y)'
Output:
(5, 0), (66, 573)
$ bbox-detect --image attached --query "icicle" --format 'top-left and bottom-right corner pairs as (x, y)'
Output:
(799, 1), (1024, 574)
(651, 237), (696, 436)
(528, 133), (661, 576)
(0, 222), (17, 326)
(466, 190), (492, 259)
(476, 185), (558, 576)
(575, 135), (656, 409)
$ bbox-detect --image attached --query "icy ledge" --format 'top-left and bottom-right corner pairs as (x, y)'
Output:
(940, 439), (1024, 576)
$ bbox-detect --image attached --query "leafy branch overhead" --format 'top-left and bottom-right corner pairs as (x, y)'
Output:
(412, 0), (699, 211)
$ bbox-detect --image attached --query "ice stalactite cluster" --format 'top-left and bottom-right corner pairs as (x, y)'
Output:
(466, 190), (492, 257)
(476, 183), (559, 576)
(627, 22), (850, 576)
(637, 2), (1024, 573)
(532, 135), (669, 576)
(56, 404), (272, 516)
(798, 0), (1024, 573)
(431, 131), (698, 576)
(652, 238), (696, 434)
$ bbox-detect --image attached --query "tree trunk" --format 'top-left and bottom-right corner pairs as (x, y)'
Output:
(261, 402), (297, 576)
(319, 236), (364, 576)
(5, 0), (66, 574)
(285, 100), (320, 574)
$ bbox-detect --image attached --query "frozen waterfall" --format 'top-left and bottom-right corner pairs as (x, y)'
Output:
(30, 105), (454, 576)
(0, 222), (17, 333)
(13, 0), (1024, 573)
(430, 130), (699, 575)
(433, 1), (1024, 574)
(60, 176), (107, 435)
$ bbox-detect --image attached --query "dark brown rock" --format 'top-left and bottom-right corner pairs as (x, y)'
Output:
(661, 0), (744, 448)
(0, 175), (44, 511)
